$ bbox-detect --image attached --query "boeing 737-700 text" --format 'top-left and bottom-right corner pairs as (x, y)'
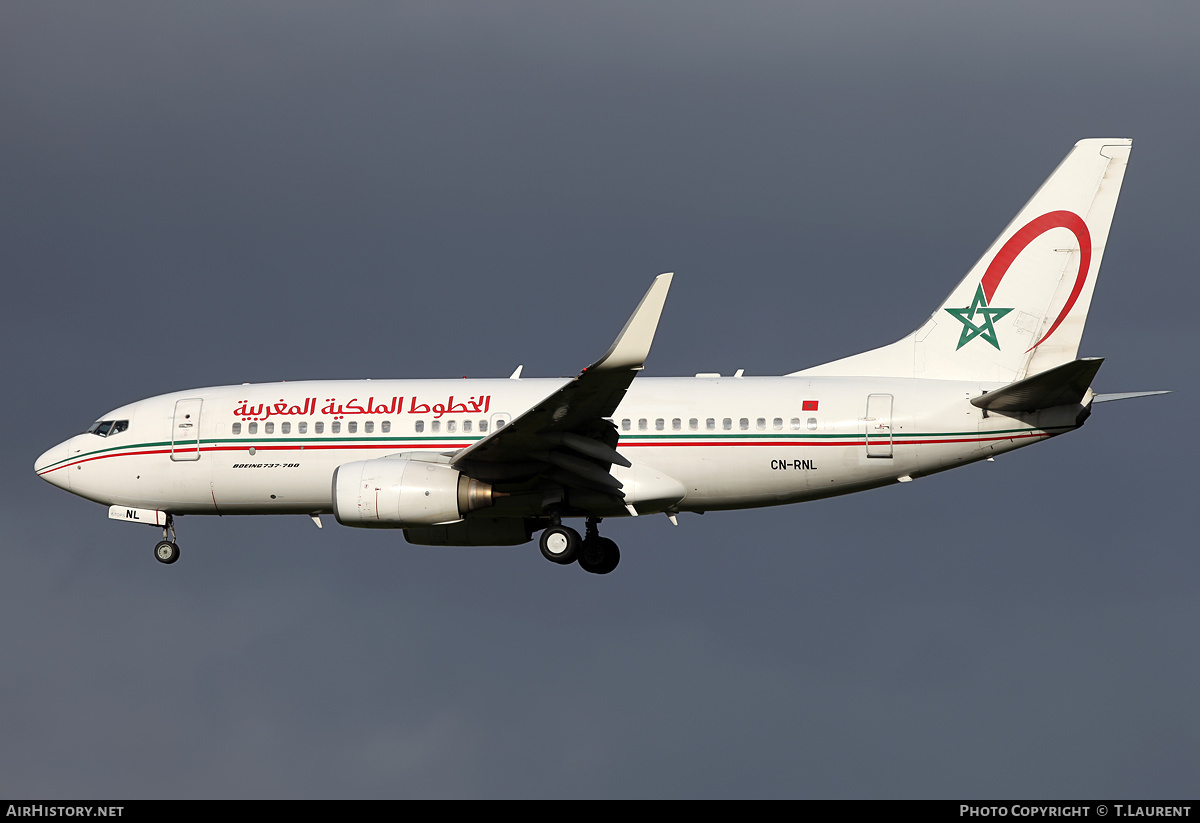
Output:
(35, 139), (1167, 574)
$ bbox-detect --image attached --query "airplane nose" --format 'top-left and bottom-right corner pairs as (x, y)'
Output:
(34, 441), (71, 491)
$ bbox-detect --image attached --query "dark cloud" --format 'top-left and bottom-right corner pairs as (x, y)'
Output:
(2, 2), (1194, 798)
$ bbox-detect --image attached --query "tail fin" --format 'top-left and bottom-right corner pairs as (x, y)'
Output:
(794, 139), (1132, 382)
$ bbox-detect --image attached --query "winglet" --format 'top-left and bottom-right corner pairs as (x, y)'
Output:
(590, 273), (674, 371)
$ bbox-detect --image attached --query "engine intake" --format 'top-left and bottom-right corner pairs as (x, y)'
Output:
(332, 458), (495, 527)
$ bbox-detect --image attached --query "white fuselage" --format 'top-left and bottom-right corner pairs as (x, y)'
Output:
(34, 374), (1078, 519)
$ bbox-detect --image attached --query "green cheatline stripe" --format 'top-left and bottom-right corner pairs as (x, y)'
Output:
(38, 434), (487, 471)
(43, 425), (1067, 472)
(617, 426), (1053, 440)
(39, 439), (176, 471)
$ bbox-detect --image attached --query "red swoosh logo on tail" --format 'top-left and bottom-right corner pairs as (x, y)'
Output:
(979, 210), (1091, 352)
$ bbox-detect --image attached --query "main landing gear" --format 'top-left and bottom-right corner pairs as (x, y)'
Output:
(539, 517), (620, 575)
(154, 515), (180, 565)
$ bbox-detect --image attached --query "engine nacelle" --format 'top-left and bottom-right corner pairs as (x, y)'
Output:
(332, 458), (495, 528)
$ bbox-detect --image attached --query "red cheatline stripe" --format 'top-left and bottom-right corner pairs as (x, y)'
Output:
(39, 446), (176, 473)
(39, 430), (1053, 475)
(622, 432), (1050, 447)
(902, 432), (1051, 445)
(36, 441), (476, 474)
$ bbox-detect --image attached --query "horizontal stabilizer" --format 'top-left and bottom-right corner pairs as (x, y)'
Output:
(971, 357), (1104, 412)
(1093, 390), (1172, 404)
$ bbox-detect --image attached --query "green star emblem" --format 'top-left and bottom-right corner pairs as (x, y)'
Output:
(944, 284), (1014, 351)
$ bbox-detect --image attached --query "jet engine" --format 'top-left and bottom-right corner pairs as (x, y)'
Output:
(332, 458), (495, 527)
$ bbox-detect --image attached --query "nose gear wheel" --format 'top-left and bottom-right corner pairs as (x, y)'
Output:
(153, 515), (180, 564)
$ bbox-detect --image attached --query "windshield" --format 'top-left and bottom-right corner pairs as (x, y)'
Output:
(86, 419), (128, 437)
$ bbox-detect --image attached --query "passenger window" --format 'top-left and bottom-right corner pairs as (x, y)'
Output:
(463, 420), (472, 433)
(347, 421), (357, 434)
(672, 418), (681, 431)
(655, 418), (665, 431)
(281, 422), (291, 434)
(722, 418), (732, 430)
(331, 421), (341, 434)
(265, 422), (274, 434)
(431, 420), (440, 433)
(622, 419), (631, 432)
(808, 417), (818, 430)
(773, 418), (782, 430)
(314, 421), (324, 434)
(232, 422), (242, 435)
(790, 418), (801, 430)
(364, 421), (373, 434)
(689, 418), (698, 430)
(381, 421), (390, 433)
(249, 422), (258, 435)
(739, 418), (749, 430)
(415, 420), (424, 433)
(299, 422), (307, 434)
(479, 420), (488, 433)
(706, 418), (715, 430)
(638, 419), (647, 431)
(447, 420), (457, 433)
(756, 418), (766, 431)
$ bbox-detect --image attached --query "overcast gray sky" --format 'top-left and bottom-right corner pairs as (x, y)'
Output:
(2, 1), (1196, 798)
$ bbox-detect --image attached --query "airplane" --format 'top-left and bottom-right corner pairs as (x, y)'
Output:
(34, 138), (1168, 575)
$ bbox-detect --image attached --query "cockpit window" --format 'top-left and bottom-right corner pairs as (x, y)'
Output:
(86, 419), (128, 437)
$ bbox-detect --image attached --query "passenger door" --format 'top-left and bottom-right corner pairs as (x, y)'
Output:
(171, 398), (203, 461)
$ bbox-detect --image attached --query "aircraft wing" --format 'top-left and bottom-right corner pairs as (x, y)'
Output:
(451, 273), (673, 494)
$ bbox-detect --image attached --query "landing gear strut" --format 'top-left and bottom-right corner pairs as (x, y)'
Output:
(539, 514), (580, 564)
(538, 516), (620, 574)
(578, 517), (620, 575)
(154, 515), (180, 565)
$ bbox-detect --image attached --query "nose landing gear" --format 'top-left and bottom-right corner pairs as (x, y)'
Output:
(153, 515), (180, 565)
(154, 540), (180, 564)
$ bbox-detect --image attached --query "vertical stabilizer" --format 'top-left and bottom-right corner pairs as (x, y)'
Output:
(794, 139), (1131, 382)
